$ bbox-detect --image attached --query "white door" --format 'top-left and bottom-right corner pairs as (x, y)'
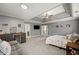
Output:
(41, 25), (48, 36)
(25, 24), (31, 38)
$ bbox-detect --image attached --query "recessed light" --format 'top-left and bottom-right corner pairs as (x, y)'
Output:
(21, 4), (28, 9)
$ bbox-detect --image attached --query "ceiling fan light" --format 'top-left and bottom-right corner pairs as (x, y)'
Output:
(21, 4), (28, 9)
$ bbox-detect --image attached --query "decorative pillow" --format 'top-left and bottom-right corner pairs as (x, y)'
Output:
(66, 33), (79, 43)
(66, 34), (72, 39)
(66, 33), (79, 39)
(67, 35), (79, 43)
(73, 33), (79, 36)
(0, 41), (11, 55)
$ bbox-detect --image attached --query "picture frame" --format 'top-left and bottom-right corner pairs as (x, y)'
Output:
(66, 24), (70, 27)
(2, 24), (8, 26)
(60, 24), (63, 27)
(56, 25), (59, 28)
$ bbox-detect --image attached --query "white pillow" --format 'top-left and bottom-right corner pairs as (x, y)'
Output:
(73, 33), (79, 36)
(0, 41), (11, 55)
(66, 34), (72, 39)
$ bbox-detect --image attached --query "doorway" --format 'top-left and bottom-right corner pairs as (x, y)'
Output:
(41, 25), (48, 36)
(25, 24), (31, 38)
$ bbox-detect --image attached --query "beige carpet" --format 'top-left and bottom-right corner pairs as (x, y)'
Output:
(11, 36), (66, 55)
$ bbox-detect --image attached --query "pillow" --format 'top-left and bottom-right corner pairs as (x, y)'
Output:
(0, 41), (11, 55)
(73, 33), (79, 36)
(66, 34), (72, 39)
(66, 33), (79, 39)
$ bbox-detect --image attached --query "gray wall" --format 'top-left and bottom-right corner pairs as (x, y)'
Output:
(0, 15), (41, 37)
(0, 15), (25, 33)
(31, 24), (41, 36)
(24, 22), (41, 37)
(48, 19), (79, 36)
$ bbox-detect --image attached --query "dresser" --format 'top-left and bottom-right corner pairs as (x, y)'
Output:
(0, 32), (26, 43)
(14, 33), (26, 43)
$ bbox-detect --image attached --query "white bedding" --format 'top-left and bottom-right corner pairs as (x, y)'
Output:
(46, 35), (68, 48)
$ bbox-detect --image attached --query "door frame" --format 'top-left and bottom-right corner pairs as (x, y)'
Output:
(24, 24), (31, 37)
(41, 25), (48, 36)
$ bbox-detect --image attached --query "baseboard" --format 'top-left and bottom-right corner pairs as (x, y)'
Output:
(29, 35), (41, 38)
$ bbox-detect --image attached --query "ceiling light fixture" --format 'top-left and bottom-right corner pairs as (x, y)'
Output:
(41, 12), (49, 18)
(21, 4), (28, 9)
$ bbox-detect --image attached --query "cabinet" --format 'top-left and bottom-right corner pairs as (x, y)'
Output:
(0, 33), (14, 41)
(14, 33), (26, 43)
(0, 33), (26, 43)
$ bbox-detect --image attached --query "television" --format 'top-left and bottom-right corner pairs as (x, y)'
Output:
(34, 25), (40, 30)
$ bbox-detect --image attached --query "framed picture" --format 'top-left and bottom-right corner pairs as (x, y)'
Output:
(66, 24), (70, 27)
(60, 24), (63, 27)
(56, 25), (59, 28)
(2, 24), (8, 26)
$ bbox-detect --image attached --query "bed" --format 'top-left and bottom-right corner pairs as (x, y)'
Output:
(46, 33), (79, 48)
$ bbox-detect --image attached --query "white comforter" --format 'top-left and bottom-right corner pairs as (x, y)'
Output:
(46, 35), (68, 48)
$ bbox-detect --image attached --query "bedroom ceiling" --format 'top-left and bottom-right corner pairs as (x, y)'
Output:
(32, 3), (72, 22)
(0, 3), (61, 23)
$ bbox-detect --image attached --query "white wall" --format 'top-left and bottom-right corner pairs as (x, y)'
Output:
(0, 15), (25, 33)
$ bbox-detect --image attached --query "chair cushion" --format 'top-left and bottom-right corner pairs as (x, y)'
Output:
(9, 41), (18, 46)
(9, 41), (20, 51)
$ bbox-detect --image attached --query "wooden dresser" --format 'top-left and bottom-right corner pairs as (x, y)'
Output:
(66, 42), (79, 55)
(14, 33), (26, 43)
(0, 32), (26, 43)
